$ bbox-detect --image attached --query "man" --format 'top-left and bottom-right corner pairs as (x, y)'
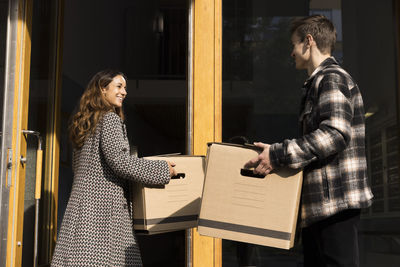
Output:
(245, 15), (373, 267)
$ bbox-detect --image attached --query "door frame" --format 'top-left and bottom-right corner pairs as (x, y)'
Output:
(2, 0), (64, 266)
(190, 0), (222, 266)
(43, 0), (223, 265)
(2, 0), (222, 266)
(4, 0), (33, 266)
(5, 0), (397, 266)
(43, 0), (224, 265)
(0, 0), (22, 265)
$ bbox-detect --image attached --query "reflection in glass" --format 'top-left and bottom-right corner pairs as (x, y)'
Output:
(23, 0), (60, 265)
(222, 1), (308, 266)
(58, 0), (188, 266)
(222, 0), (400, 266)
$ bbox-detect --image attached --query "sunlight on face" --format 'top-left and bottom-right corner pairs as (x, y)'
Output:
(290, 33), (309, 70)
(102, 75), (127, 108)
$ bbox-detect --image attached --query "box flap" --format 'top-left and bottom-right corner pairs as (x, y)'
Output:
(207, 142), (263, 152)
(149, 154), (205, 158)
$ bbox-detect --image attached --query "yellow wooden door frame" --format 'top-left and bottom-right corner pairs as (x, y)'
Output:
(6, 0), (33, 266)
(191, 0), (222, 266)
(5, 0), (63, 266)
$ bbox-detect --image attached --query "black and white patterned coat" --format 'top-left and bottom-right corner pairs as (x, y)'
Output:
(51, 112), (170, 266)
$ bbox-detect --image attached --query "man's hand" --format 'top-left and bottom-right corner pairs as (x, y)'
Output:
(166, 161), (177, 177)
(244, 142), (273, 176)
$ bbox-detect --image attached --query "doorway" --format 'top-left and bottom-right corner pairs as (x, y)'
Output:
(58, 0), (189, 266)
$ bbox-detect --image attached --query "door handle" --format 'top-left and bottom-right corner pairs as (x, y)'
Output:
(22, 130), (43, 267)
(22, 130), (43, 199)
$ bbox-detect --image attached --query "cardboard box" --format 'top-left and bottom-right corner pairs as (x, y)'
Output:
(198, 143), (302, 249)
(133, 155), (205, 234)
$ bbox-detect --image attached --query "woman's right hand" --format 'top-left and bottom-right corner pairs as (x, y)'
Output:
(167, 161), (177, 177)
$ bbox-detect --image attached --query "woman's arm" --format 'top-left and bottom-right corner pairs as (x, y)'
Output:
(100, 112), (170, 185)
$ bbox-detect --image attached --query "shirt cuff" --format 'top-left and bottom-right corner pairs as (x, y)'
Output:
(269, 142), (285, 168)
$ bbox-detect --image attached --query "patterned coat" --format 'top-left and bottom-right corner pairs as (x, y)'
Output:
(51, 112), (170, 266)
(269, 57), (373, 227)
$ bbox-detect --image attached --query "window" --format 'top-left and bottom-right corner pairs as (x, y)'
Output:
(222, 1), (400, 266)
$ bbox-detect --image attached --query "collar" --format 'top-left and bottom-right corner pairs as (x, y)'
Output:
(304, 56), (338, 85)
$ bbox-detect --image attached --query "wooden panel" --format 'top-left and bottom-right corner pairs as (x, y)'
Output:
(191, 228), (215, 267)
(193, 0), (215, 156)
(6, 1), (33, 267)
(213, 0), (222, 265)
(191, 0), (222, 266)
(214, 0), (222, 145)
(192, 0), (215, 264)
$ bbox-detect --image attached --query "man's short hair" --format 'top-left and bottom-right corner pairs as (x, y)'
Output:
(291, 15), (336, 54)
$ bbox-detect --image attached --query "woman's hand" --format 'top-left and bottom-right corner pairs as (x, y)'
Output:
(167, 161), (177, 177)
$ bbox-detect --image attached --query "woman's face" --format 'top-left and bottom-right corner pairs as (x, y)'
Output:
(102, 75), (127, 108)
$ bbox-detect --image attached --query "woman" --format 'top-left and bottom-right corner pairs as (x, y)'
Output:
(51, 70), (176, 266)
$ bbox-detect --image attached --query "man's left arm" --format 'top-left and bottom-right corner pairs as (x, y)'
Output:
(247, 73), (354, 175)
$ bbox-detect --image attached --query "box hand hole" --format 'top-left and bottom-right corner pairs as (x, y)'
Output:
(240, 168), (265, 179)
(172, 173), (186, 179)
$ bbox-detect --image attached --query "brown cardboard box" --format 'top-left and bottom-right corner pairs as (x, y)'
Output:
(133, 155), (205, 234)
(198, 143), (302, 249)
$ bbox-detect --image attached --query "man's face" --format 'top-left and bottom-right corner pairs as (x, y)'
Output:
(290, 33), (310, 70)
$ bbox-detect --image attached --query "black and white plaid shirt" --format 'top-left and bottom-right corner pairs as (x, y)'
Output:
(269, 57), (373, 227)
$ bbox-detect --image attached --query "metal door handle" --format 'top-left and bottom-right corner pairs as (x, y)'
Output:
(22, 130), (43, 267)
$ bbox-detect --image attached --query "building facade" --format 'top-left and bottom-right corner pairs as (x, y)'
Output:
(0, 0), (399, 266)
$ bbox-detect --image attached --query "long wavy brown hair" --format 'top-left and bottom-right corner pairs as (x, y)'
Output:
(69, 70), (127, 149)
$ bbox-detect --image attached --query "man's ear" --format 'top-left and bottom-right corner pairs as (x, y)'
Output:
(305, 34), (315, 46)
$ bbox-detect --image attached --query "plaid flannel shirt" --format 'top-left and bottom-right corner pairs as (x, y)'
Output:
(269, 57), (373, 227)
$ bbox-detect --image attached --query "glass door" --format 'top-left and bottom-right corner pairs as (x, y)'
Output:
(221, 0), (400, 266)
(222, 1), (308, 266)
(57, 0), (189, 266)
(1, 0), (38, 266)
(23, 0), (62, 266)
(0, 0), (62, 266)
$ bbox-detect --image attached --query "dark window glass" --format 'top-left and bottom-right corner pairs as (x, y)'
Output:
(222, 0), (400, 266)
(25, 0), (60, 265)
(58, 1), (188, 266)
